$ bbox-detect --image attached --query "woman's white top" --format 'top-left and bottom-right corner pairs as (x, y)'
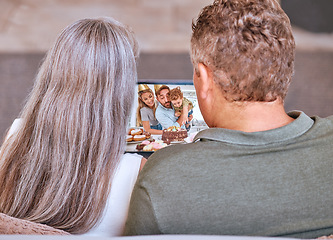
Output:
(84, 153), (142, 236)
(6, 119), (142, 237)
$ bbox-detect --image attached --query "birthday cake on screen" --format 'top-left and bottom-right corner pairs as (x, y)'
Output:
(162, 126), (187, 142)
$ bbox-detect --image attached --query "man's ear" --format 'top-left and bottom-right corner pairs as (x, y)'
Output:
(197, 63), (213, 99)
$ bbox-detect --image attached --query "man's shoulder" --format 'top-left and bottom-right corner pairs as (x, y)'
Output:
(309, 114), (333, 136)
(154, 142), (193, 155)
(142, 140), (213, 171)
(143, 143), (195, 169)
(155, 104), (164, 113)
(318, 114), (333, 122)
(137, 143), (207, 188)
(156, 104), (173, 117)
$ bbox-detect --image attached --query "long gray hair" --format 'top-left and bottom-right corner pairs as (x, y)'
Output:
(0, 17), (138, 233)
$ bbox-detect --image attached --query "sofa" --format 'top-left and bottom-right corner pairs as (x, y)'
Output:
(1, 212), (333, 240)
(1, 51), (333, 141)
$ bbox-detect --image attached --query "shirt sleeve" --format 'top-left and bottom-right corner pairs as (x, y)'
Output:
(183, 98), (193, 110)
(123, 183), (161, 235)
(140, 108), (150, 122)
(155, 107), (180, 129)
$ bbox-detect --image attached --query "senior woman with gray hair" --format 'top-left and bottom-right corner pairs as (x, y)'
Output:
(0, 17), (145, 236)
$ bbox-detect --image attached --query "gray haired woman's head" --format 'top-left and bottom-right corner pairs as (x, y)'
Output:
(0, 17), (138, 233)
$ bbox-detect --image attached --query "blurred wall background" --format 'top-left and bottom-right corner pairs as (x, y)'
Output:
(0, 0), (212, 53)
(0, 0), (333, 138)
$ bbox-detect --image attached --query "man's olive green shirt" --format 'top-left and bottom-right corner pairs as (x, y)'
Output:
(124, 112), (333, 239)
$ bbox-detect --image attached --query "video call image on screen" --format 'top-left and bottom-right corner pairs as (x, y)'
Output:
(129, 82), (207, 129)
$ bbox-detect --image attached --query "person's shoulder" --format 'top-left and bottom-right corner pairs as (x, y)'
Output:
(311, 114), (333, 125)
(324, 115), (333, 121)
(6, 118), (23, 140)
(140, 106), (151, 113)
(153, 143), (189, 156)
(119, 153), (142, 172)
(183, 97), (192, 103)
(311, 114), (333, 132)
(143, 143), (196, 169)
(137, 144), (189, 182)
(155, 104), (164, 114)
(123, 153), (142, 162)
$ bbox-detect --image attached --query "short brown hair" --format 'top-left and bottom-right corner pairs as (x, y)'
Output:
(155, 85), (170, 97)
(191, 0), (295, 102)
(169, 87), (183, 101)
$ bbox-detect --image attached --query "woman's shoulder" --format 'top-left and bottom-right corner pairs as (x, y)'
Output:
(84, 153), (142, 237)
(140, 106), (151, 110)
(6, 118), (23, 140)
(120, 153), (142, 171)
(140, 106), (153, 114)
(122, 153), (142, 162)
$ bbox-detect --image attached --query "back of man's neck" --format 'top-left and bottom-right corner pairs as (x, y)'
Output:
(212, 100), (294, 132)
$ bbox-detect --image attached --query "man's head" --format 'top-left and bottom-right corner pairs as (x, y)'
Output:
(170, 87), (184, 108)
(155, 85), (171, 108)
(191, 0), (295, 102)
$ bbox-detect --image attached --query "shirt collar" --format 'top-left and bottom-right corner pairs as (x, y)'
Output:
(193, 111), (314, 145)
